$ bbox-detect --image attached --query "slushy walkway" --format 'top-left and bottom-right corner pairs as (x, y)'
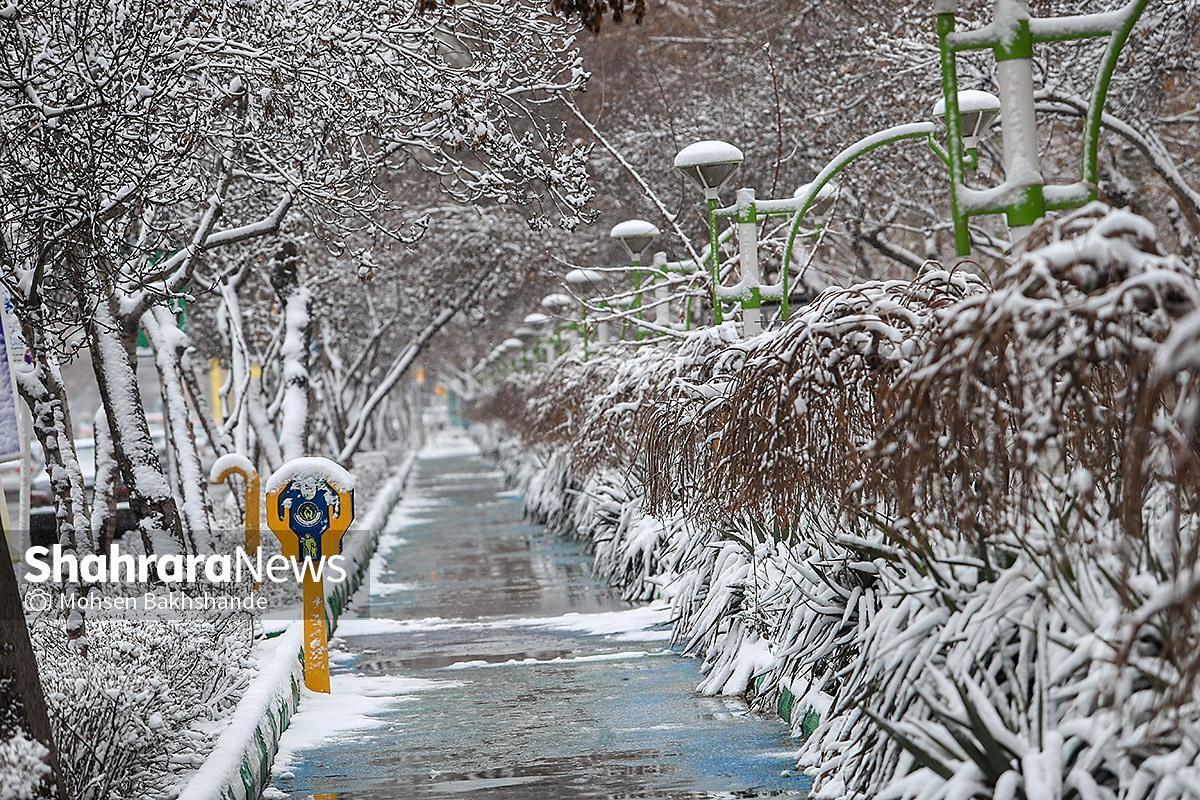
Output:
(268, 435), (809, 799)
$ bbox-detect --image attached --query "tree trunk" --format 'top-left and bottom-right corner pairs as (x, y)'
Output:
(87, 295), (190, 556)
(0, 535), (66, 799)
(142, 306), (214, 552)
(12, 329), (91, 646)
(271, 248), (311, 462)
(90, 411), (118, 553)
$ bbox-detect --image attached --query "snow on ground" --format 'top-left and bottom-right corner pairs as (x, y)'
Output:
(270, 672), (463, 776)
(419, 435), (480, 459)
(492, 602), (672, 635)
(334, 603), (673, 640)
(442, 649), (672, 669)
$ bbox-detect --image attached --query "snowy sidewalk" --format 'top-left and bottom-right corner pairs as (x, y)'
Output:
(265, 433), (805, 799)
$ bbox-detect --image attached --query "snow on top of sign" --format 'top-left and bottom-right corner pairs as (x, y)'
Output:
(209, 452), (255, 482)
(932, 89), (1001, 118)
(609, 219), (660, 239)
(265, 456), (355, 494)
(673, 140), (744, 168)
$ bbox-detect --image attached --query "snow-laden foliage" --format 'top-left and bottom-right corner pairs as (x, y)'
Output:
(0, 730), (51, 800)
(32, 618), (254, 800)
(471, 207), (1200, 800)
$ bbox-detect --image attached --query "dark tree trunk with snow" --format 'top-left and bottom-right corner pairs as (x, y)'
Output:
(143, 306), (214, 550)
(12, 319), (91, 645)
(270, 243), (312, 462)
(86, 294), (190, 556)
(0, 537), (66, 799)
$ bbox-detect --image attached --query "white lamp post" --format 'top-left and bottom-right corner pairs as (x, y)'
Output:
(674, 141), (744, 325)
(650, 251), (671, 328)
(565, 268), (607, 355)
(609, 220), (660, 341)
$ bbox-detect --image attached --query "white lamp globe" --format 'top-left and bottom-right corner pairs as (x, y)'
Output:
(933, 90), (1001, 150)
(674, 140), (744, 200)
(609, 219), (660, 260)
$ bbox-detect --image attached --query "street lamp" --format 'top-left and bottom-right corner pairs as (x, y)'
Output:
(565, 268), (607, 355)
(674, 141), (743, 325)
(934, 0), (1151, 251)
(674, 140), (744, 200)
(610, 219), (659, 341)
(500, 337), (524, 374)
(541, 293), (572, 355)
(522, 312), (554, 363)
(933, 89), (1000, 153)
(928, 89), (1001, 173)
(512, 325), (538, 370)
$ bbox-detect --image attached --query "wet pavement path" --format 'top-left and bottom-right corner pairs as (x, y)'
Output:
(268, 435), (810, 799)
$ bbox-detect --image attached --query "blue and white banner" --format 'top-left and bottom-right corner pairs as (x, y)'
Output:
(0, 295), (25, 463)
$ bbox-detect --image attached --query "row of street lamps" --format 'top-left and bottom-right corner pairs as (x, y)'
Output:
(473, 0), (1154, 377)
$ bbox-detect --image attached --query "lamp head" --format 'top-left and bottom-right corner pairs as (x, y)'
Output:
(541, 293), (572, 312)
(794, 180), (840, 218)
(513, 326), (537, 342)
(609, 219), (660, 261)
(674, 140), (744, 200)
(933, 90), (1001, 151)
(565, 268), (604, 288)
(501, 337), (524, 350)
(522, 312), (550, 329)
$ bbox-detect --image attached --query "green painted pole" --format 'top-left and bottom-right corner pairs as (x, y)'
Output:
(706, 198), (723, 325)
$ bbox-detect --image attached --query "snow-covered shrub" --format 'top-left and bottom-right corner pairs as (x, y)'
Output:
(33, 618), (254, 800)
(471, 207), (1200, 800)
(0, 731), (52, 800)
(647, 269), (986, 524)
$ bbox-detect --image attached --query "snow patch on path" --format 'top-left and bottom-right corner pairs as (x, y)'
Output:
(334, 603), (674, 639)
(271, 673), (462, 773)
(420, 434), (480, 459)
(442, 649), (671, 670)
(493, 603), (673, 636)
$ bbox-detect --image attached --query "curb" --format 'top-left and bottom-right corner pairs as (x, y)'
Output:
(178, 454), (415, 800)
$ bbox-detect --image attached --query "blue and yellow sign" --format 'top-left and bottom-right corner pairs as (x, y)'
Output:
(265, 457), (355, 694)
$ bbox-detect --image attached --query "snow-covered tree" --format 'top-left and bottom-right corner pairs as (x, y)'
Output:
(0, 0), (594, 553)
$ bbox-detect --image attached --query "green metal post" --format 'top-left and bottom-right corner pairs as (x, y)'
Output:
(706, 198), (723, 325)
(936, 10), (973, 256)
(1083, 0), (1151, 199)
(779, 123), (936, 319)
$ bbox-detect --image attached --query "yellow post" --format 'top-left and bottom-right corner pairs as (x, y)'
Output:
(210, 358), (224, 424)
(265, 459), (355, 694)
(301, 572), (331, 693)
(209, 458), (261, 559)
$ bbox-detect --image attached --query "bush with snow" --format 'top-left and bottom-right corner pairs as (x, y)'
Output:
(471, 206), (1200, 799)
(32, 617), (254, 800)
(0, 730), (52, 799)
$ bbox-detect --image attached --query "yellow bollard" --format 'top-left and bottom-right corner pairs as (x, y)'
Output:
(210, 358), (224, 424)
(300, 568), (332, 693)
(209, 455), (261, 560)
(265, 459), (355, 694)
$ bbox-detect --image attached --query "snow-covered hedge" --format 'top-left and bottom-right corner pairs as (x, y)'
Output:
(32, 618), (255, 800)
(471, 206), (1200, 800)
